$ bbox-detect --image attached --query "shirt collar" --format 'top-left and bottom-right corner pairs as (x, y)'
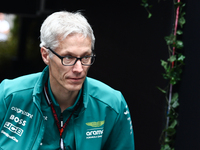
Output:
(33, 66), (88, 110)
(47, 77), (83, 112)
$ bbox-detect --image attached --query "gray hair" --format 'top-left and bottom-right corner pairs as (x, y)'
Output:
(40, 11), (95, 51)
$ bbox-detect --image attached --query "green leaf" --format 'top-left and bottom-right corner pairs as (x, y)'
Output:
(144, 3), (149, 7)
(168, 55), (176, 63)
(169, 119), (178, 128)
(174, 2), (183, 7)
(170, 78), (177, 85)
(172, 101), (179, 108)
(171, 92), (180, 108)
(179, 17), (186, 28)
(157, 86), (167, 93)
(161, 60), (168, 70)
(164, 137), (169, 143)
(167, 109), (178, 119)
(164, 137), (174, 144)
(148, 13), (152, 18)
(166, 127), (176, 136)
(176, 30), (183, 35)
(175, 40), (184, 49)
(182, 3), (186, 7)
(161, 144), (171, 150)
(177, 54), (185, 61)
(181, 12), (186, 17)
(169, 68), (182, 85)
(163, 73), (170, 80)
(171, 93), (178, 102)
(165, 34), (176, 45)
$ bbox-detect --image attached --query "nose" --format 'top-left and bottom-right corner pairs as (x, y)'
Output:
(72, 60), (83, 73)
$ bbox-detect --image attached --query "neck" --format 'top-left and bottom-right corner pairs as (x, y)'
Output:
(56, 91), (79, 112)
(49, 82), (79, 113)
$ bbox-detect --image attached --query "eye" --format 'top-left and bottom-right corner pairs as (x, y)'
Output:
(81, 56), (92, 64)
(83, 55), (90, 59)
(65, 55), (74, 60)
(63, 56), (76, 65)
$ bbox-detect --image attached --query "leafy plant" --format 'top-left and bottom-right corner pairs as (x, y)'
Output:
(141, 1), (186, 150)
(141, 0), (153, 18)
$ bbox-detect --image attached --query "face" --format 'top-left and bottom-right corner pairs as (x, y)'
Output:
(41, 33), (92, 93)
(0, 13), (4, 20)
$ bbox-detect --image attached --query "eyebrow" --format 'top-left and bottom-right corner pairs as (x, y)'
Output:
(61, 49), (92, 56)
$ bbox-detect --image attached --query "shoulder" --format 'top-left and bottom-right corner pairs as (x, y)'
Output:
(86, 77), (115, 88)
(85, 77), (126, 113)
(0, 72), (42, 98)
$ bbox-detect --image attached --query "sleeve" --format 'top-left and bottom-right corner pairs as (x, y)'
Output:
(0, 80), (8, 127)
(103, 94), (135, 150)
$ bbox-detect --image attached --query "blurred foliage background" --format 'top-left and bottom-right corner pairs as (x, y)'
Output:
(0, 16), (44, 81)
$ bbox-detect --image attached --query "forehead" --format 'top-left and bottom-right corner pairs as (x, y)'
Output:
(57, 33), (92, 54)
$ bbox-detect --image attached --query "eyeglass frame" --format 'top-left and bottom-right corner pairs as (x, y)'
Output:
(45, 47), (96, 66)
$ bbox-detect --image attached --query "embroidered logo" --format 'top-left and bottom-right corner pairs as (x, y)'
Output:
(86, 128), (104, 139)
(86, 121), (105, 128)
(124, 105), (133, 135)
(1, 130), (18, 142)
(85, 120), (105, 139)
(11, 107), (33, 119)
(4, 122), (23, 136)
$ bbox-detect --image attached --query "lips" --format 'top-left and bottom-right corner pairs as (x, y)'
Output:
(68, 77), (84, 83)
(69, 76), (84, 80)
(70, 78), (82, 80)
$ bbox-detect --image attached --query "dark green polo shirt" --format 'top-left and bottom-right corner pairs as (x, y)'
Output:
(39, 79), (82, 150)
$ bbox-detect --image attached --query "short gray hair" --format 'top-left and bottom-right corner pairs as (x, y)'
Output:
(40, 11), (95, 51)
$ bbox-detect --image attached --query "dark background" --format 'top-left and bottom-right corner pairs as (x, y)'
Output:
(0, 0), (199, 149)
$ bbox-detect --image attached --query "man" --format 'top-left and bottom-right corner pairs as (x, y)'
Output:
(0, 13), (10, 42)
(0, 11), (134, 150)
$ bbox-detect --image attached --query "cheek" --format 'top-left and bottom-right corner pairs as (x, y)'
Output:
(84, 66), (90, 73)
(49, 61), (67, 79)
(61, 67), (73, 80)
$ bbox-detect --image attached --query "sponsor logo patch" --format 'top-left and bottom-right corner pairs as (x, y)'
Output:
(11, 107), (33, 119)
(4, 122), (24, 136)
(9, 114), (26, 126)
(86, 121), (105, 127)
(124, 105), (133, 135)
(1, 130), (18, 142)
(86, 120), (105, 139)
(86, 128), (104, 139)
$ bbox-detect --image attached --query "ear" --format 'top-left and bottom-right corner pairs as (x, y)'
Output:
(41, 47), (50, 65)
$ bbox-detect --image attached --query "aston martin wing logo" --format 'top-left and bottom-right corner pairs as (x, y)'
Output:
(86, 121), (105, 127)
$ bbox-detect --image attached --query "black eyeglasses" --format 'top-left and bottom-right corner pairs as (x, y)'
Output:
(46, 47), (96, 66)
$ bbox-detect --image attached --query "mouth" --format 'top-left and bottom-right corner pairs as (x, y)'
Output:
(68, 77), (84, 82)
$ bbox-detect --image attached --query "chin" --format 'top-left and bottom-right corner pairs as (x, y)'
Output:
(67, 84), (83, 92)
